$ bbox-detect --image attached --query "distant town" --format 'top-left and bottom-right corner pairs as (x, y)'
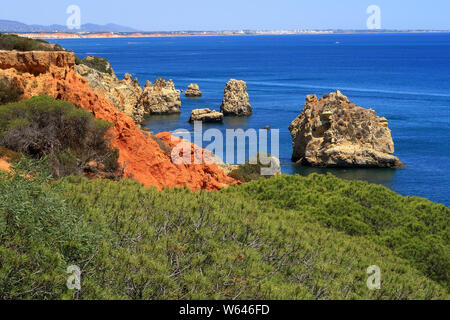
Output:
(0, 19), (448, 39)
(8, 29), (450, 40)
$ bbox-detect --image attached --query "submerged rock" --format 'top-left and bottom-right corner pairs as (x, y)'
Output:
(220, 79), (252, 116)
(189, 108), (224, 123)
(289, 90), (404, 168)
(139, 78), (181, 115)
(185, 83), (202, 97)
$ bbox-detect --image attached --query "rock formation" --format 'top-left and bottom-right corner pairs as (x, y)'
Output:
(139, 78), (181, 115)
(0, 50), (236, 190)
(75, 64), (145, 124)
(289, 91), (403, 168)
(189, 108), (224, 123)
(220, 79), (252, 116)
(185, 83), (202, 97)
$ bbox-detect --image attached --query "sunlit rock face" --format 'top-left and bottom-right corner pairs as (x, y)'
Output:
(289, 91), (403, 168)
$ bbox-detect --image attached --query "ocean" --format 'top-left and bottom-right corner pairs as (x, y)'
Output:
(51, 34), (450, 205)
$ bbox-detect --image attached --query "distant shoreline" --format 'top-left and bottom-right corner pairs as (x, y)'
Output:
(8, 30), (450, 40)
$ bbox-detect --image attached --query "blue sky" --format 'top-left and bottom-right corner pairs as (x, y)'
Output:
(2, 0), (450, 31)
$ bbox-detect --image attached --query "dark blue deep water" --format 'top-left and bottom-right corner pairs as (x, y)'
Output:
(51, 34), (450, 205)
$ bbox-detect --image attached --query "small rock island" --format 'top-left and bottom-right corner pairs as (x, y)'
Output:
(189, 108), (224, 123)
(185, 83), (202, 97)
(289, 91), (404, 168)
(220, 79), (252, 116)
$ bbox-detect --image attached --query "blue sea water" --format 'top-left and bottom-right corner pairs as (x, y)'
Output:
(51, 34), (450, 205)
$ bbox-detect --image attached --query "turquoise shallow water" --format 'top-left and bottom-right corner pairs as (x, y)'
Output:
(51, 34), (450, 205)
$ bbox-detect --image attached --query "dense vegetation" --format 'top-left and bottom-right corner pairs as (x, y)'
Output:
(0, 96), (119, 178)
(0, 79), (23, 105)
(0, 159), (448, 300)
(75, 55), (113, 75)
(0, 33), (63, 51)
(229, 153), (278, 182)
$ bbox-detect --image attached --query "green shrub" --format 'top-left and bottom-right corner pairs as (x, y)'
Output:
(0, 95), (119, 178)
(237, 174), (450, 288)
(0, 169), (448, 300)
(0, 33), (62, 52)
(0, 79), (23, 105)
(229, 153), (279, 182)
(0, 157), (98, 299)
(48, 176), (447, 300)
(78, 56), (113, 75)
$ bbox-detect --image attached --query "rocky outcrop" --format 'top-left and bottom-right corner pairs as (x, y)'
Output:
(0, 50), (74, 76)
(0, 50), (236, 190)
(185, 83), (202, 97)
(189, 108), (224, 123)
(220, 79), (252, 116)
(75, 64), (145, 124)
(139, 78), (181, 115)
(289, 91), (403, 168)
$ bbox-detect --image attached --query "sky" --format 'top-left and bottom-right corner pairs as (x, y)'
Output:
(2, 0), (450, 31)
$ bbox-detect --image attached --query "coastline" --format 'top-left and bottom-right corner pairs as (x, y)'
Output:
(9, 30), (450, 40)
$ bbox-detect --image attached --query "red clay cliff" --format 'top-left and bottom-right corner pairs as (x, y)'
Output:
(0, 50), (236, 190)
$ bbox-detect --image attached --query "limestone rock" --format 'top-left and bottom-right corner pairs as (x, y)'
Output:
(189, 108), (224, 123)
(220, 79), (252, 116)
(75, 64), (145, 124)
(185, 83), (202, 97)
(289, 90), (404, 168)
(139, 78), (181, 115)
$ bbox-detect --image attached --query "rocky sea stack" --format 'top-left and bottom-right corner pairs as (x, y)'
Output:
(189, 108), (224, 123)
(289, 91), (404, 168)
(185, 83), (202, 97)
(220, 79), (252, 116)
(139, 78), (181, 115)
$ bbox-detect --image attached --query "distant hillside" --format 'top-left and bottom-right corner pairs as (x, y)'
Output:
(0, 20), (137, 33)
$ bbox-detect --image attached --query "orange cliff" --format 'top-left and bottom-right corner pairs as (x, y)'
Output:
(0, 50), (236, 190)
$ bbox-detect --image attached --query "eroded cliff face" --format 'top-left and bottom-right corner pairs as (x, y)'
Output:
(289, 91), (404, 168)
(0, 50), (236, 190)
(75, 64), (145, 124)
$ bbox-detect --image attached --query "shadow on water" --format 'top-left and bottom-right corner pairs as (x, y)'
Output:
(283, 163), (399, 189)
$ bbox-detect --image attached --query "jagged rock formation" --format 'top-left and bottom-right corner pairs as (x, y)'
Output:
(75, 64), (145, 124)
(185, 83), (202, 97)
(0, 50), (236, 190)
(139, 78), (181, 115)
(289, 91), (403, 168)
(220, 79), (252, 116)
(189, 108), (224, 123)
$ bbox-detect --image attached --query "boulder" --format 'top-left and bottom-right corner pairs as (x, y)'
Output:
(139, 78), (181, 115)
(289, 90), (404, 168)
(185, 83), (202, 97)
(189, 108), (224, 123)
(220, 79), (252, 116)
